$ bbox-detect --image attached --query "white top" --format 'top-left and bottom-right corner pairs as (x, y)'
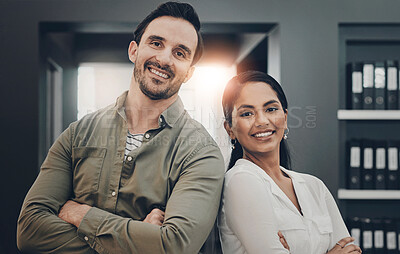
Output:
(218, 159), (349, 254)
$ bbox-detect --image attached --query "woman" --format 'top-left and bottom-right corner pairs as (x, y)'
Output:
(218, 71), (361, 254)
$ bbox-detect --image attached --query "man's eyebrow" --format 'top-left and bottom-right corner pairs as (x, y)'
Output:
(237, 100), (279, 110)
(146, 35), (192, 56)
(178, 44), (192, 56)
(147, 35), (165, 42)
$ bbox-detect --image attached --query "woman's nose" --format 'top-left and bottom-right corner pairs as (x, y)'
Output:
(255, 112), (269, 127)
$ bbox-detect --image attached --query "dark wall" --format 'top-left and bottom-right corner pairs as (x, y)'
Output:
(2, 0), (400, 253)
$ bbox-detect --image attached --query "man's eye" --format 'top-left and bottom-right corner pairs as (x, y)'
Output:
(151, 41), (161, 47)
(266, 107), (278, 112)
(240, 112), (253, 117)
(176, 51), (185, 58)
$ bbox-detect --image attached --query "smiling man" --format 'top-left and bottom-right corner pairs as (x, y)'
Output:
(17, 2), (225, 254)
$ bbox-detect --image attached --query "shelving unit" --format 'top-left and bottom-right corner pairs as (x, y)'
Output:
(338, 189), (400, 200)
(338, 24), (400, 219)
(337, 110), (400, 120)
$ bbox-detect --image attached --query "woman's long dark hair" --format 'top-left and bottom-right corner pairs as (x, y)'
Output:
(222, 71), (291, 170)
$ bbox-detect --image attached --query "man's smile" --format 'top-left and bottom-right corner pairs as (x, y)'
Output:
(148, 67), (170, 79)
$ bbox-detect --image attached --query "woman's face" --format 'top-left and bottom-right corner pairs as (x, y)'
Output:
(225, 81), (287, 156)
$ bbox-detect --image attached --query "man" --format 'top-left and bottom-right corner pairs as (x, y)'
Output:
(17, 2), (225, 253)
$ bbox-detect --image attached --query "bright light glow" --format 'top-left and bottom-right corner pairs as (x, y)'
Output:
(77, 63), (236, 165)
(180, 64), (237, 163)
(77, 63), (132, 120)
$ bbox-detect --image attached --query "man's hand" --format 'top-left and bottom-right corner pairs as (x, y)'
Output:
(58, 200), (92, 228)
(143, 208), (165, 226)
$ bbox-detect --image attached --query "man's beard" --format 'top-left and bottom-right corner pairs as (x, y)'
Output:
(134, 60), (184, 100)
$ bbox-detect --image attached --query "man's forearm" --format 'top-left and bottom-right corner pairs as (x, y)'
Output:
(74, 145), (225, 254)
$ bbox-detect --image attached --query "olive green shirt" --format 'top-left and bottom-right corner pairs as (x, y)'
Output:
(17, 91), (225, 254)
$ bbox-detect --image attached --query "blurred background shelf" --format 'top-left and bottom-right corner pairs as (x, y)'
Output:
(338, 189), (400, 200)
(337, 110), (400, 120)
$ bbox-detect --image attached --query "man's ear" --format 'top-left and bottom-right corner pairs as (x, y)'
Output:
(224, 121), (236, 140)
(128, 40), (138, 63)
(183, 66), (195, 83)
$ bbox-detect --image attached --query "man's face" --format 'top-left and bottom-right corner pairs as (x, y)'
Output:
(129, 16), (198, 100)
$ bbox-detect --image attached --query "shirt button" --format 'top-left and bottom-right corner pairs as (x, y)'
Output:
(127, 156), (132, 161)
(159, 117), (163, 123)
(111, 191), (116, 197)
(84, 236), (89, 241)
(145, 133), (150, 139)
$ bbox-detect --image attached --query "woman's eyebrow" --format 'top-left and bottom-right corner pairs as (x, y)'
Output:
(237, 100), (279, 110)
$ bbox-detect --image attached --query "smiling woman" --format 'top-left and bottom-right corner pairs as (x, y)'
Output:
(218, 71), (362, 254)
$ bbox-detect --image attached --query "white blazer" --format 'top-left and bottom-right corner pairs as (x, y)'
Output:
(218, 159), (349, 254)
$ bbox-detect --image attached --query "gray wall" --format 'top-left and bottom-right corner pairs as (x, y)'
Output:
(1, 0), (400, 252)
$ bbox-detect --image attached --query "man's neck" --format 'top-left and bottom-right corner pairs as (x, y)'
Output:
(124, 80), (177, 134)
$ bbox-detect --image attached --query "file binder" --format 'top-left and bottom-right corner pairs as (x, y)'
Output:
(361, 140), (375, 189)
(363, 63), (375, 109)
(375, 141), (386, 189)
(387, 141), (399, 190)
(383, 218), (398, 254)
(350, 62), (363, 109)
(374, 62), (386, 110)
(347, 140), (361, 189)
(386, 60), (399, 110)
(372, 218), (385, 254)
(361, 218), (374, 254)
(348, 217), (362, 247)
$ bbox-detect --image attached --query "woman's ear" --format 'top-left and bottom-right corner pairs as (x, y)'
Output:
(224, 121), (236, 140)
(284, 108), (288, 129)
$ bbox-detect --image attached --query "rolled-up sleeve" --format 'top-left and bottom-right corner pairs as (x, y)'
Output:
(17, 125), (95, 253)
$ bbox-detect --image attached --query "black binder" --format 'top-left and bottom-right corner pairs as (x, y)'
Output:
(387, 141), (399, 190)
(347, 139), (361, 189)
(347, 217), (362, 247)
(361, 140), (375, 189)
(374, 62), (386, 110)
(361, 218), (374, 254)
(374, 141), (387, 189)
(386, 60), (399, 110)
(372, 218), (385, 254)
(383, 218), (398, 254)
(349, 62), (363, 109)
(363, 63), (375, 109)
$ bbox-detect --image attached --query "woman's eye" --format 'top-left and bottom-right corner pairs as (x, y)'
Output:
(266, 107), (278, 112)
(240, 112), (253, 117)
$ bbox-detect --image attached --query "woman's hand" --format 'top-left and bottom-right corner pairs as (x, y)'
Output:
(278, 231), (290, 251)
(328, 237), (362, 253)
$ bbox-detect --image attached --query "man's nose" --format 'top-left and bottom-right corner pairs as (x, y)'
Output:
(155, 49), (173, 66)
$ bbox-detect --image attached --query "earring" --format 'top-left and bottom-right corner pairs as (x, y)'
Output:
(231, 139), (237, 150)
(283, 128), (289, 140)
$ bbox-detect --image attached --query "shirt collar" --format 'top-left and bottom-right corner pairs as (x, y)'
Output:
(234, 159), (305, 198)
(113, 90), (185, 127)
(280, 166), (306, 183)
(160, 96), (185, 127)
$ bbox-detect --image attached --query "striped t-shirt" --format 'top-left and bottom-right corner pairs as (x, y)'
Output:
(124, 131), (144, 160)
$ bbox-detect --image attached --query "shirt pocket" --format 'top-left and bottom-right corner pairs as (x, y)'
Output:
(274, 208), (309, 254)
(72, 147), (107, 198)
(313, 215), (333, 234)
(312, 215), (333, 252)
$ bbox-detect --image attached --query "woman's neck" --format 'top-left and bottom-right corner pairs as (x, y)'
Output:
(243, 149), (285, 180)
